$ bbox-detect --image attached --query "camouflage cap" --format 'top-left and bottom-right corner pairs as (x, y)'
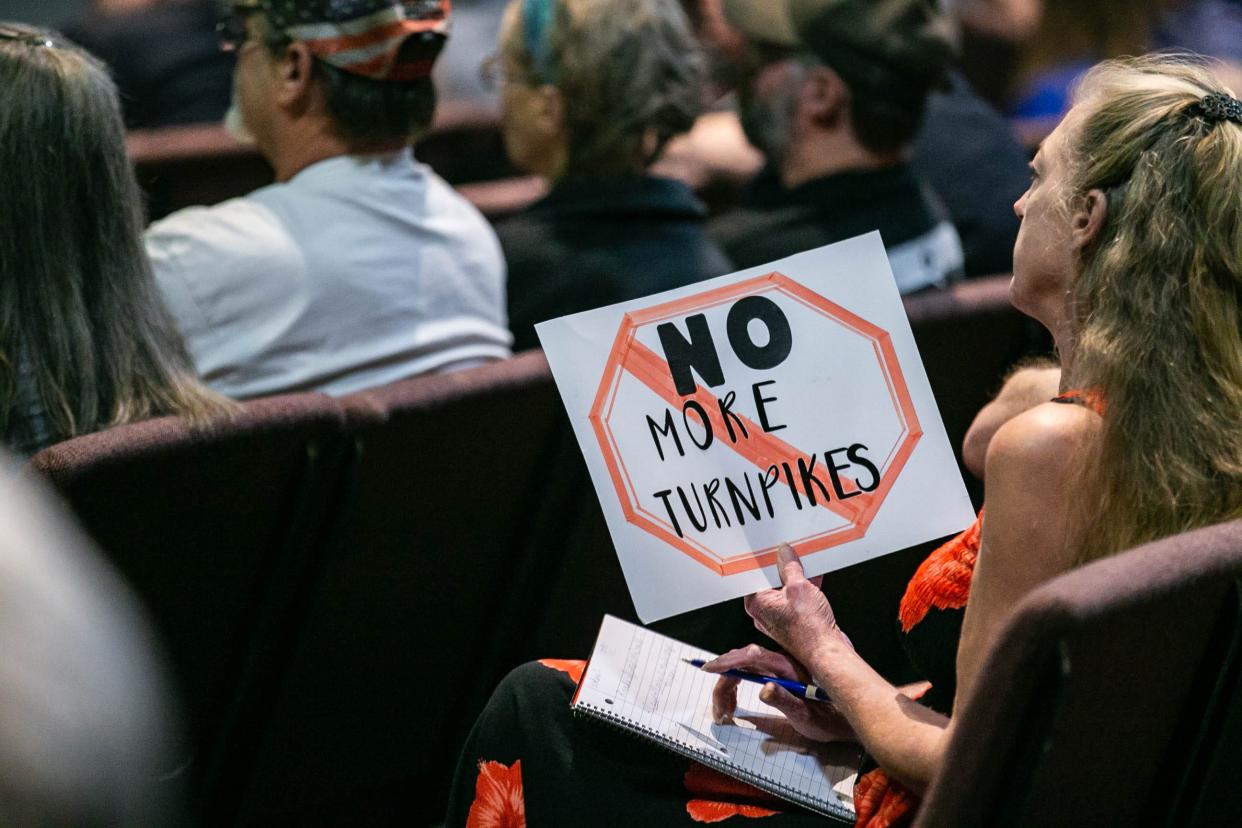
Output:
(722, 0), (954, 101)
(230, 0), (451, 81)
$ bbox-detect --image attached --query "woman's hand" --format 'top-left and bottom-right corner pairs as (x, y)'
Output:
(742, 542), (845, 665)
(704, 643), (857, 743)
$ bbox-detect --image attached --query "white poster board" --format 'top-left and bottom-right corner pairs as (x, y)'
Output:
(537, 232), (976, 622)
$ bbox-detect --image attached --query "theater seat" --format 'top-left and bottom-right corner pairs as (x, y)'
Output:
(905, 274), (1043, 503)
(28, 393), (348, 821)
(236, 351), (563, 826)
(916, 519), (1242, 827)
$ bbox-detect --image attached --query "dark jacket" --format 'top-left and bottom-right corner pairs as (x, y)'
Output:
(709, 164), (964, 293)
(502, 176), (733, 351)
(913, 71), (1028, 277)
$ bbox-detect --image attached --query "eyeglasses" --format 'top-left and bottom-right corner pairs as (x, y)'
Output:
(478, 51), (538, 92)
(478, 52), (505, 92)
(216, 8), (259, 53)
(0, 29), (57, 48)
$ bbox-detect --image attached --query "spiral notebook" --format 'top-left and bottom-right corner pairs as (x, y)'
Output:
(571, 615), (859, 822)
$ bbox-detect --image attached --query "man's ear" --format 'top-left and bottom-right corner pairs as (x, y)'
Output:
(1073, 188), (1108, 250)
(800, 65), (847, 128)
(275, 41), (316, 111)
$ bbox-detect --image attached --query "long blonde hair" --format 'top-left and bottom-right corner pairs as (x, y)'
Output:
(0, 25), (231, 448)
(1063, 55), (1242, 563)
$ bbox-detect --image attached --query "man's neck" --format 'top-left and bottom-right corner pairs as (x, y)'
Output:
(267, 124), (407, 183)
(778, 134), (906, 190)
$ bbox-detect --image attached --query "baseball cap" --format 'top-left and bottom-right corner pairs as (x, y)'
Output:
(229, 0), (451, 81)
(722, 0), (954, 101)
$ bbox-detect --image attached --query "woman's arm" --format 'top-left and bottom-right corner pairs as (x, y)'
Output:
(709, 545), (951, 793)
(720, 400), (1099, 793)
(961, 361), (1061, 478)
(953, 400), (1097, 706)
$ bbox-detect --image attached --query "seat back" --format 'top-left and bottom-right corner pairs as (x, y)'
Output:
(916, 519), (1242, 827)
(238, 352), (564, 826)
(28, 394), (347, 818)
(905, 275), (1042, 506)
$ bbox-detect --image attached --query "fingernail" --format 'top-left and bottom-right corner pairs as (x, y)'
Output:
(778, 543), (796, 562)
(760, 684), (775, 701)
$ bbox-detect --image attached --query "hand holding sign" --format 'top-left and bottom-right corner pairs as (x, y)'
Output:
(538, 233), (975, 622)
(742, 543), (843, 659)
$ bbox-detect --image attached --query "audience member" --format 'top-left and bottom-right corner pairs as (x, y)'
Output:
(708, 0), (967, 294)
(495, 0), (731, 351)
(449, 54), (1242, 824)
(67, 0), (235, 129)
(1005, 1), (1242, 131)
(909, 70), (1029, 277)
(669, 0), (1027, 277)
(0, 24), (229, 457)
(146, 0), (511, 399)
(0, 452), (180, 824)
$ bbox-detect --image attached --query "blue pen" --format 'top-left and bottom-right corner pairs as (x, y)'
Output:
(683, 658), (831, 702)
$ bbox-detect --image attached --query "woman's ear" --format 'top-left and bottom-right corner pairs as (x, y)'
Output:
(1073, 188), (1108, 250)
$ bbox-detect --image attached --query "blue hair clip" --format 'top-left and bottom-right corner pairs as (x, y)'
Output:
(522, 0), (556, 83)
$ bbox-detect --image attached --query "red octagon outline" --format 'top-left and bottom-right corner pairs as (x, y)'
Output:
(588, 271), (923, 576)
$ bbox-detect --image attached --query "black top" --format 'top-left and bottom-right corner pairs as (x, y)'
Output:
(913, 71), (1028, 277)
(709, 163), (953, 273)
(501, 176), (733, 352)
(67, 2), (235, 130)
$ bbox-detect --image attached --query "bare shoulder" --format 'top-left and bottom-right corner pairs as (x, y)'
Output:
(984, 400), (1101, 484)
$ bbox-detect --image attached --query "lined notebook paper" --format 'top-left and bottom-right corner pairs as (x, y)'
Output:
(571, 615), (859, 821)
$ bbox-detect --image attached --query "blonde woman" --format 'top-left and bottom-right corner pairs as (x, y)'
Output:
(451, 54), (1242, 826)
(491, 0), (732, 351)
(0, 25), (230, 455)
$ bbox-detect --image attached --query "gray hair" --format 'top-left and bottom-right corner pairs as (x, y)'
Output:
(506, 0), (707, 176)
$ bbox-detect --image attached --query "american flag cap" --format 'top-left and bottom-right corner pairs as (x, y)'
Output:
(244, 0), (451, 81)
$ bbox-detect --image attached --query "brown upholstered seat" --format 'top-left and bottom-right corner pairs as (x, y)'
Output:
(236, 351), (563, 825)
(916, 519), (1242, 827)
(28, 393), (348, 821)
(905, 274), (1043, 508)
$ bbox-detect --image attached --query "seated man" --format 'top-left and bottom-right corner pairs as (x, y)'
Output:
(709, 0), (966, 294)
(146, 0), (510, 399)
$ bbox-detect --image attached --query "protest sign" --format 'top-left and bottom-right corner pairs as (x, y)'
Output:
(537, 232), (976, 622)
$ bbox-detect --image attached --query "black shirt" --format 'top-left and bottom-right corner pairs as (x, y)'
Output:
(709, 163), (962, 289)
(913, 72), (1028, 277)
(502, 176), (733, 351)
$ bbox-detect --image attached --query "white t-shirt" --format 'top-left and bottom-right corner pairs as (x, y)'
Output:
(146, 148), (511, 399)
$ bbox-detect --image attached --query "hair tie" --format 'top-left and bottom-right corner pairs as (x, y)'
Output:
(1193, 93), (1242, 126)
(522, 0), (556, 84)
(0, 29), (56, 48)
